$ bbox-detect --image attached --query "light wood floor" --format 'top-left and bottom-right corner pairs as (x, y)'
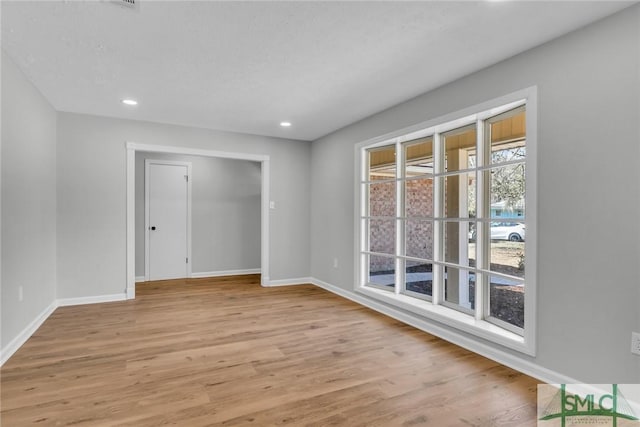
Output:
(1, 275), (538, 426)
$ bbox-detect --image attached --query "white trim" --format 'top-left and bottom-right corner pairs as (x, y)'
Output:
(144, 159), (193, 281)
(523, 87), (538, 355)
(0, 301), (57, 366)
(57, 294), (128, 307)
(261, 160), (270, 288)
(261, 277), (312, 287)
(135, 276), (145, 283)
(357, 285), (529, 354)
(126, 145), (136, 299)
(126, 142), (269, 163)
(126, 142), (270, 299)
(310, 277), (577, 385)
(353, 91), (531, 152)
(354, 146), (365, 297)
(191, 269), (261, 278)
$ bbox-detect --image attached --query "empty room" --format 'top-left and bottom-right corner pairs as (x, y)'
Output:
(2, 1), (639, 426)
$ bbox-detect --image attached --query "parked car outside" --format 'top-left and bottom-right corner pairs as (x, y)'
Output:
(469, 222), (525, 242)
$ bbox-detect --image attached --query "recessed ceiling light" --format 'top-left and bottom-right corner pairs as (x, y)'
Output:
(280, 121), (292, 127)
(121, 99), (138, 106)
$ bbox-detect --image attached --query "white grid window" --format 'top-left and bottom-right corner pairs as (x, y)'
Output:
(356, 90), (536, 354)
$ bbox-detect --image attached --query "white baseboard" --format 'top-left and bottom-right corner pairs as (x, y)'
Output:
(309, 277), (579, 385)
(0, 301), (57, 366)
(57, 293), (127, 307)
(261, 277), (313, 287)
(135, 276), (145, 283)
(191, 268), (261, 279)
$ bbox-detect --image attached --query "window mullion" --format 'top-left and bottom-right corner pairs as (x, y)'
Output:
(360, 149), (367, 287)
(396, 141), (404, 295)
(432, 132), (442, 305)
(475, 119), (486, 321)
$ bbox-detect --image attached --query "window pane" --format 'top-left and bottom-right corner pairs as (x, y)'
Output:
(368, 145), (396, 180)
(405, 137), (434, 176)
(369, 254), (395, 290)
(444, 266), (475, 311)
(444, 221), (476, 268)
(443, 172), (476, 218)
(405, 178), (433, 217)
(489, 165), (525, 219)
(369, 182), (395, 217)
(405, 220), (433, 259)
(468, 152), (477, 170)
(443, 125), (476, 172)
(490, 110), (526, 166)
(369, 219), (395, 255)
(489, 274), (524, 329)
(405, 260), (432, 297)
(489, 231), (525, 279)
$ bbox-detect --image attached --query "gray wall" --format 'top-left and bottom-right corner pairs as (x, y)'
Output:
(1, 51), (57, 350)
(56, 112), (310, 298)
(135, 152), (261, 277)
(310, 6), (640, 383)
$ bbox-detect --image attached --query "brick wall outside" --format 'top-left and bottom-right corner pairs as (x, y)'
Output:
(406, 178), (434, 263)
(369, 178), (434, 274)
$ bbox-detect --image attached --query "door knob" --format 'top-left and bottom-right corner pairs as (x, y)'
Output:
(150, 226), (156, 230)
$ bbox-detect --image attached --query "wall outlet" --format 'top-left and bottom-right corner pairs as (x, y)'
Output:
(632, 332), (640, 356)
(333, 257), (339, 269)
(18, 286), (23, 302)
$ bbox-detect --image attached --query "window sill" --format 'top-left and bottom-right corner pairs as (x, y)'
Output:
(356, 285), (534, 356)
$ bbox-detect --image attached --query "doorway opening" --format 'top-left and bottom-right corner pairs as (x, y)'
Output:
(126, 142), (270, 299)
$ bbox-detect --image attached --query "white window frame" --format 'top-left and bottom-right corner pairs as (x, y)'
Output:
(354, 87), (537, 356)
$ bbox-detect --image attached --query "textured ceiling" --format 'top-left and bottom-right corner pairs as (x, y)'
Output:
(1, 1), (634, 141)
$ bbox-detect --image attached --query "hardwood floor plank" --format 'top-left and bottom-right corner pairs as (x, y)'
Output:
(1, 275), (538, 426)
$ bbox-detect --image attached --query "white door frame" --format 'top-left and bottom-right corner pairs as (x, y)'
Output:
(144, 159), (192, 282)
(126, 142), (270, 299)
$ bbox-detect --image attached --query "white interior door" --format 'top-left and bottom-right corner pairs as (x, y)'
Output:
(146, 161), (191, 281)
